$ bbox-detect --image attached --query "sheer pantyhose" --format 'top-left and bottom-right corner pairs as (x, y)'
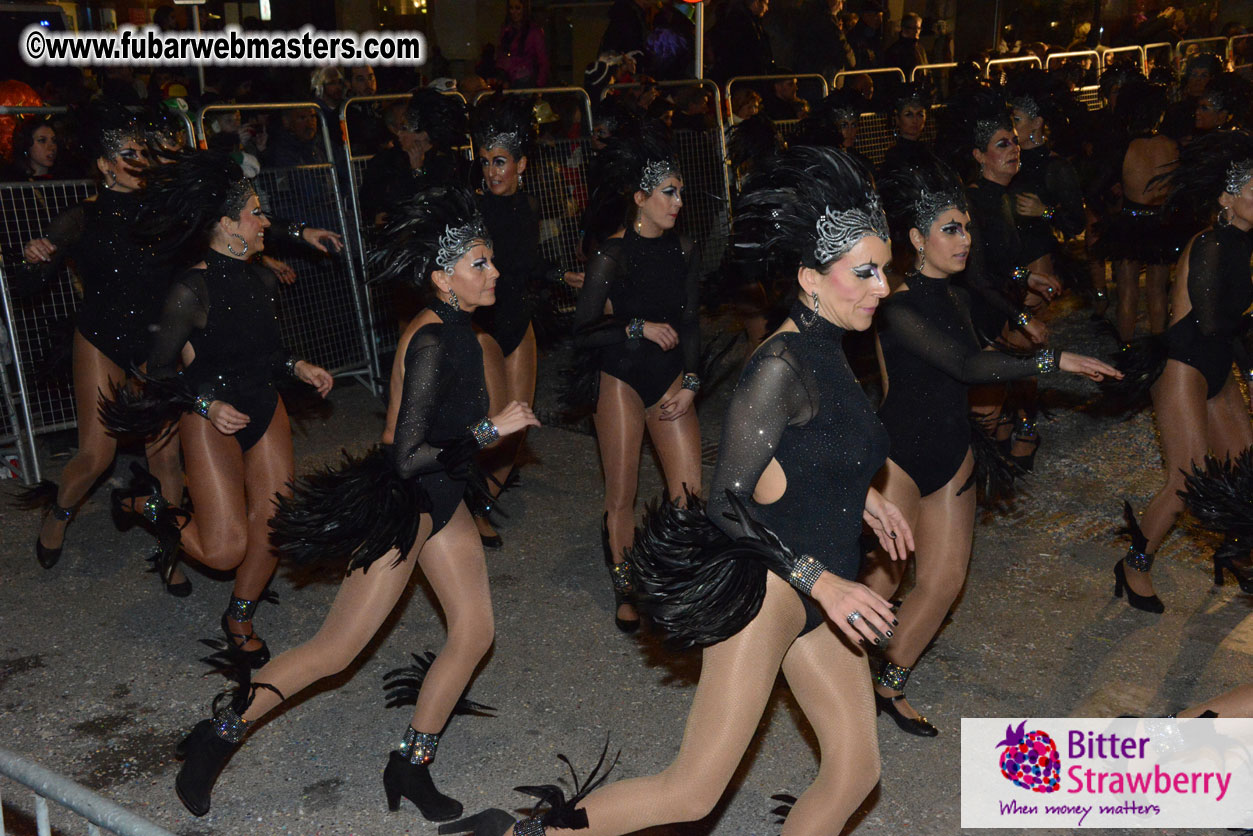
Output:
(176, 400), (293, 649)
(1128, 363), (1253, 597)
(594, 372), (702, 621)
(475, 327), (537, 540)
(39, 332), (184, 574)
(862, 452), (975, 720)
(1115, 261), (1171, 343)
(1178, 684), (1253, 718)
(239, 503), (494, 742)
(545, 573), (879, 836)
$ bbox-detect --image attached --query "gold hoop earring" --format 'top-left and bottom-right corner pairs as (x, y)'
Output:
(226, 233), (248, 257)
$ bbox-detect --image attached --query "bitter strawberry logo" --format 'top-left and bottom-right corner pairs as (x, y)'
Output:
(996, 721), (1061, 793)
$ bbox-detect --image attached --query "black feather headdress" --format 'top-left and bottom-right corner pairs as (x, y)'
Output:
(583, 121), (678, 242)
(726, 114), (784, 179)
(877, 156), (968, 245)
(791, 88), (864, 149)
(78, 98), (142, 162)
(368, 185), (489, 287)
(934, 86), (1012, 180)
(1153, 130), (1253, 223)
(402, 88), (468, 150)
(733, 144), (886, 281)
(137, 150), (253, 256)
(470, 92), (537, 161)
(1114, 79), (1168, 136)
(891, 80), (933, 115)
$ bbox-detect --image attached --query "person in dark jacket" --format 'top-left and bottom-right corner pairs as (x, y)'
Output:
(794, 0), (856, 79)
(710, 0), (775, 86)
(882, 12), (927, 80)
(847, 3), (884, 71)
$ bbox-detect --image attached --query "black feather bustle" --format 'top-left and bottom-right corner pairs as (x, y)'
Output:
(963, 415), (1024, 506)
(470, 92), (537, 160)
(1120, 500), (1149, 555)
(275, 378), (333, 423)
(559, 346), (601, 423)
(199, 638), (285, 715)
(628, 490), (798, 648)
(381, 650), (497, 714)
(367, 185), (485, 288)
(268, 447), (427, 572)
(726, 114), (784, 178)
(1100, 335), (1167, 413)
(98, 373), (197, 439)
(12, 480), (59, 510)
(403, 89), (469, 151)
(514, 738), (619, 830)
(1180, 447), (1253, 537)
(697, 332), (743, 401)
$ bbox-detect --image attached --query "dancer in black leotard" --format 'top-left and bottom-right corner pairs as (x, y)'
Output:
(10, 102), (187, 580)
(440, 144), (914, 836)
(573, 126), (703, 632)
(879, 82), (935, 175)
(467, 94), (582, 548)
(105, 151), (334, 665)
(861, 159), (1119, 737)
(1115, 131), (1253, 613)
(173, 185), (538, 823)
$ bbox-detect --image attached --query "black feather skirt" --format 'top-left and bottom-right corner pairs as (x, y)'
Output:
(269, 446), (429, 573)
(1102, 335), (1168, 411)
(98, 373), (198, 439)
(1180, 447), (1253, 538)
(961, 415), (1024, 506)
(1094, 206), (1186, 265)
(628, 491), (797, 649)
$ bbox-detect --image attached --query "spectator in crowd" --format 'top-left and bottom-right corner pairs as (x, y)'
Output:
(729, 88), (763, 124)
(2, 116), (61, 180)
(883, 12), (928, 81)
(101, 67), (143, 106)
(709, 0), (775, 86)
(264, 106), (326, 168)
(762, 74), (810, 121)
(600, 0), (655, 65)
(848, 2), (884, 71)
(795, 0), (857, 79)
(496, 0), (551, 88)
(670, 85), (713, 132)
(844, 72), (875, 108)
(1162, 53), (1220, 142)
(311, 66), (347, 124)
(649, 1), (696, 80)
(345, 65), (389, 155)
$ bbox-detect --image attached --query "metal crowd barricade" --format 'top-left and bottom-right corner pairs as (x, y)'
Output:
(724, 73), (829, 115)
(1177, 36), (1230, 66)
(1231, 34), (1253, 73)
(834, 67), (906, 89)
(605, 79), (732, 279)
(1144, 42), (1175, 75)
(474, 86), (594, 140)
(984, 55), (1043, 79)
(1074, 85), (1102, 112)
(197, 102), (376, 394)
(1101, 44), (1147, 74)
(911, 62), (957, 81)
(0, 745), (177, 836)
(851, 105), (942, 168)
(1045, 49), (1099, 71)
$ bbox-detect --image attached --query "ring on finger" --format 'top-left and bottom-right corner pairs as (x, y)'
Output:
(846, 610), (863, 626)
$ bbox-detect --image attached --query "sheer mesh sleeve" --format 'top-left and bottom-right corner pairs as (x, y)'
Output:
(147, 271), (208, 381)
(387, 326), (457, 480)
(680, 235), (702, 375)
(1045, 156), (1086, 239)
(572, 240), (631, 349)
(1186, 230), (1237, 339)
(879, 295), (1040, 383)
(706, 342), (813, 540)
(5, 204), (87, 296)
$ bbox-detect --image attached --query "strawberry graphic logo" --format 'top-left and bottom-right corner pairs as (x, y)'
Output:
(996, 721), (1061, 793)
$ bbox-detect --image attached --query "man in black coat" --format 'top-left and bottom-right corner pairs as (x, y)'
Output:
(710, 0), (775, 86)
(794, 0), (856, 79)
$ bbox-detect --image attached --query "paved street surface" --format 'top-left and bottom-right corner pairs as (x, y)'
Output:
(1, 296), (1250, 836)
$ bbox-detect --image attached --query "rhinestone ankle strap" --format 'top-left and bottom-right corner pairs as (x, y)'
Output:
(513, 820), (545, 836)
(609, 561), (634, 594)
(399, 727), (440, 765)
(1124, 545), (1154, 573)
(212, 707), (248, 744)
(225, 596), (258, 622)
(876, 661), (912, 692)
(49, 502), (73, 522)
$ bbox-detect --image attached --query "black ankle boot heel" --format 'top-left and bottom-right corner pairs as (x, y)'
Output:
(175, 716), (244, 817)
(17, 480), (73, 569)
(383, 751), (463, 821)
(437, 809), (519, 835)
(1213, 553), (1253, 594)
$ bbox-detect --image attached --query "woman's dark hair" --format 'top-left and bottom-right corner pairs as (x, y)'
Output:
(402, 88), (468, 150)
(79, 98), (142, 163)
(11, 116), (54, 174)
(1153, 129), (1253, 222)
(735, 144), (888, 277)
(583, 120), (679, 242)
(1202, 73), (1253, 130)
(934, 86), (1012, 181)
(793, 88), (863, 149)
(470, 92), (536, 161)
(369, 185), (488, 287)
(878, 156), (969, 250)
(892, 80), (932, 116)
(1114, 79), (1167, 135)
(501, 0), (533, 34)
(139, 150), (254, 255)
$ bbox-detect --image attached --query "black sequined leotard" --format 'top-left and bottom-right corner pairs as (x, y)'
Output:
(473, 191), (551, 356)
(878, 275), (1043, 496)
(573, 228), (701, 408)
(389, 300), (490, 534)
(1165, 226), (1253, 399)
(7, 190), (172, 368)
(707, 299), (890, 634)
(1010, 145), (1086, 264)
(148, 251), (294, 451)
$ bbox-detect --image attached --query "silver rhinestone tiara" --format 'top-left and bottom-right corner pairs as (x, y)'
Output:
(813, 194), (890, 264)
(1224, 159), (1253, 196)
(478, 130), (524, 158)
(639, 159), (678, 193)
(435, 218), (489, 274)
(914, 187), (968, 235)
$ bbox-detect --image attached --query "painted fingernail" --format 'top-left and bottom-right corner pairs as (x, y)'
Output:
(892, 618), (899, 625)
(873, 638), (881, 645)
(886, 630), (893, 638)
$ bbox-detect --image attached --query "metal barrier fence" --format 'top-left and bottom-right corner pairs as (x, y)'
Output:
(850, 105), (941, 167)
(1101, 45), (1147, 74)
(911, 62), (957, 81)
(834, 67), (906, 89)
(197, 102), (376, 393)
(985, 55), (1043, 79)
(1074, 85), (1101, 111)
(0, 745), (177, 836)
(1144, 42), (1174, 74)
(1233, 34), (1253, 73)
(1177, 36), (1229, 65)
(724, 73), (829, 117)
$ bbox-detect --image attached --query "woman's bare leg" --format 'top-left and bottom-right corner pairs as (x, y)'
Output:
(1114, 259), (1142, 343)
(474, 333), (509, 543)
(593, 374), (646, 624)
(1144, 264), (1171, 336)
(860, 458), (921, 600)
(644, 376), (702, 502)
(39, 332), (126, 549)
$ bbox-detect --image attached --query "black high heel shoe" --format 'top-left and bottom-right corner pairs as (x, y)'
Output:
(437, 809), (518, 835)
(603, 514), (639, 634)
(175, 716), (243, 817)
(16, 480), (73, 569)
(1213, 544), (1253, 594)
(36, 502), (73, 569)
(1113, 559), (1165, 614)
(221, 596), (272, 669)
(1009, 417), (1041, 472)
(875, 692), (939, 737)
(384, 749), (463, 822)
(111, 462), (188, 586)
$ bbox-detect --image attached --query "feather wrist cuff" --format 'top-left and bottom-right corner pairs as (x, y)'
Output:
(470, 417), (499, 449)
(788, 554), (826, 596)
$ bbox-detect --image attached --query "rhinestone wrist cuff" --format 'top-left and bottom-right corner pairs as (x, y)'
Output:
(1040, 205), (1055, 222)
(284, 356), (300, 377)
(470, 417), (499, 449)
(193, 395), (213, 419)
(1013, 266), (1030, 285)
(212, 707), (248, 744)
(627, 318), (645, 339)
(1034, 349), (1059, 374)
(788, 554), (826, 596)
(1015, 310), (1032, 328)
(287, 220), (307, 240)
(876, 660), (912, 691)
(681, 372), (700, 393)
